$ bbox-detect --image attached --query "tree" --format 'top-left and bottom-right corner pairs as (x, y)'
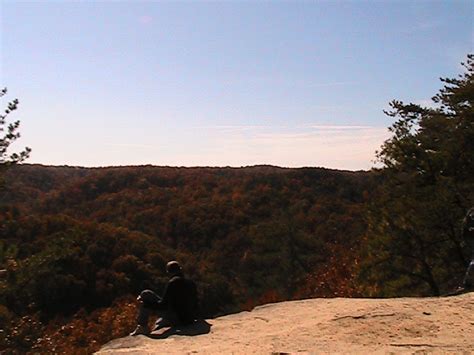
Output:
(360, 54), (474, 296)
(0, 88), (31, 167)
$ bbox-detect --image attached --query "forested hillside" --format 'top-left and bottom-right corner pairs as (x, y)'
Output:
(0, 164), (374, 352)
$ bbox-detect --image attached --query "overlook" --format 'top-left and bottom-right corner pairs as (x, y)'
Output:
(1, 2), (472, 353)
(98, 293), (474, 354)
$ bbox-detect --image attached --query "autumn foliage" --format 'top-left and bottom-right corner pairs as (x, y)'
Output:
(1, 164), (373, 353)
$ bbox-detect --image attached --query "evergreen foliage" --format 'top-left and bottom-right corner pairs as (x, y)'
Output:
(0, 88), (31, 167)
(360, 55), (474, 296)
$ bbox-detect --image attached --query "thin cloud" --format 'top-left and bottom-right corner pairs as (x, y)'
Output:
(195, 124), (377, 132)
(139, 15), (153, 25)
(194, 125), (270, 131)
(306, 124), (375, 130)
(94, 125), (390, 170)
(401, 20), (441, 35)
(205, 125), (390, 170)
(104, 143), (158, 149)
(231, 75), (357, 89)
(305, 81), (356, 88)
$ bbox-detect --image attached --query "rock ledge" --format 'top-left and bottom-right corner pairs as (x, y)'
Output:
(98, 293), (474, 354)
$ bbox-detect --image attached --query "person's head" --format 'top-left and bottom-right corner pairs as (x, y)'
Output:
(166, 260), (182, 276)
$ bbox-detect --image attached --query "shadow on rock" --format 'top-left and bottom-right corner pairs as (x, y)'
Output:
(147, 319), (212, 339)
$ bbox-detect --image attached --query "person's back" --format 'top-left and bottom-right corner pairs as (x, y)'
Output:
(166, 275), (198, 325)
(130, 260), (199, 336)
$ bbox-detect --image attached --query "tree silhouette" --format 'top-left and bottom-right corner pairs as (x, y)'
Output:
(0, 88), (31, 167)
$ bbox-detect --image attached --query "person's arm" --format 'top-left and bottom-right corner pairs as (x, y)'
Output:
(464, 212), (474, 240)
(157, 278), (176, 309)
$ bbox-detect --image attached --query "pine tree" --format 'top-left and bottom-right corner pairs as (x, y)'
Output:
(0, 88), (31, 167)
(360, 55), (474, 296)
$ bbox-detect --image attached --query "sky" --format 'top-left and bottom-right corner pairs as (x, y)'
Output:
(1, 0), (472, 170)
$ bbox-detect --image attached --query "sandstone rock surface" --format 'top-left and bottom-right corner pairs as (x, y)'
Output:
(98, 292), (474, 354)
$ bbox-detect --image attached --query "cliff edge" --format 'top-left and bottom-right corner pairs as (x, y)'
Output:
(98, 292), (474, 354)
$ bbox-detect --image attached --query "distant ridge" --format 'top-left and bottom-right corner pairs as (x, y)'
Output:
(13, 162), (369, 172)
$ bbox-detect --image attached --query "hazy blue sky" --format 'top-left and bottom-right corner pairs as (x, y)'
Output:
(1, 1), (472, 170)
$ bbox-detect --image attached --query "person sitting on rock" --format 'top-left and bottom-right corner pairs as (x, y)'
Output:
(130, 260), (199, 336)
(463, 207), (474, 290)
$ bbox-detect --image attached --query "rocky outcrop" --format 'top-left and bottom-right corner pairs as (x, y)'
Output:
(98, 292), (474, 354)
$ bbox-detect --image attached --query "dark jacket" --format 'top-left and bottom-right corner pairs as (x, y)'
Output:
(157, 274), (198, 324)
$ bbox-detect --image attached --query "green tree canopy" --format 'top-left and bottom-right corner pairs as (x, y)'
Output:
(360, 54), (474, 296)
